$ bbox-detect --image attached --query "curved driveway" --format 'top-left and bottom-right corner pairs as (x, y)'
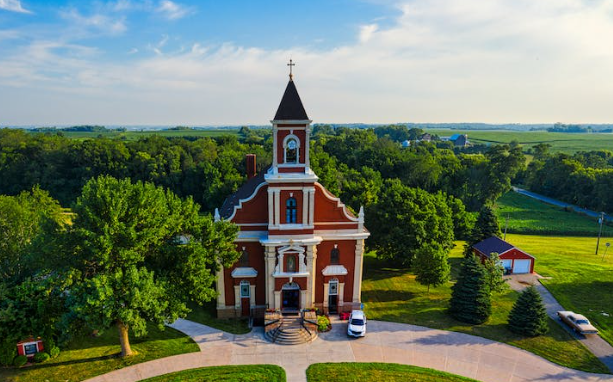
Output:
(84, 318), (613, 382)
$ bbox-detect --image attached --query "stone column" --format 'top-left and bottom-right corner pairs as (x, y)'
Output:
(308, 188), (315, 226)
(234, 285), (241, 309)
(300, 290), (307, 310)
(339, 282), (345, 311)
(305, 245), (317, 307)
(216, 264), (225, 309)
(274, 189), (280, 226)
(249, 285), (256, 307)
(323, 282), (329, 311)
(353, 239), (365, 303)
(267, 188), (274, 228)
(274, 291), (281, 310)
(302, 190), (309, 225)
(265, 246), (276, 309)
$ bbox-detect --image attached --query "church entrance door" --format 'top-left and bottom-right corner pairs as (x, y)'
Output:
(281, 282), (300, 313)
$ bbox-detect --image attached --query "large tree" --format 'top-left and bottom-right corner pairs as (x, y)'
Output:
(508, 286), (549, 336)
(449, 255), (491, 324)
(367, 180), (454, 266)
(469, 204), (502, 245)
(63, 176), (239, 357)
(413, 243), (451, 293)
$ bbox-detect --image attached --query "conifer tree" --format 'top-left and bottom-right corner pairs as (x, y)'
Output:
(508, 286), (549, 336)
(469, 204), (502, 245)
(413, 244), (450, 293)
(449, 254), (491, 324)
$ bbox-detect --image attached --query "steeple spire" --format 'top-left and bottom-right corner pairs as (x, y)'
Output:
(287, 59), (295, 80)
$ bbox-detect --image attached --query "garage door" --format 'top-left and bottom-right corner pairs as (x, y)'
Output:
(513, 260), (531, 274)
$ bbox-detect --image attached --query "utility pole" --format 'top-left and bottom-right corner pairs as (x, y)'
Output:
(595, 212), (605, 256)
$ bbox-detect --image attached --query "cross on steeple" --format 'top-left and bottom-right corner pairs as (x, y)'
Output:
(287, 59), (295, 80)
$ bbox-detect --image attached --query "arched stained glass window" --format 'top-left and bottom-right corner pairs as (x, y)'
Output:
(285, 138), (298, 163)
(330, 248), (340, 264)
(286, 197), (297, 223)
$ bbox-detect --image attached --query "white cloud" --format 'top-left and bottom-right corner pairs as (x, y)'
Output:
(156, 0), (190, 20)
(3, 0), (613, 125)
(61, 8), (127, 35)
(0, 0), (31, 14)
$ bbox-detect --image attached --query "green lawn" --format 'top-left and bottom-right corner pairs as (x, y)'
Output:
(139, 365), (286, 382)
(186, 302), (251, 334)
(495, 191), (610, 236)
(307, 363), (479, 382)
(506, 234), (613, 346)
(426, 129), (613, 154)
(0, 324), (198, 382)
(361, 245), (610, 374)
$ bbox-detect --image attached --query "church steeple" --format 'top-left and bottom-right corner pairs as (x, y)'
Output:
(267, 61), (315, 179)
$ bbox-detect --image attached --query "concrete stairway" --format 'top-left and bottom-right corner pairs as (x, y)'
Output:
(264, 316), (318, 345)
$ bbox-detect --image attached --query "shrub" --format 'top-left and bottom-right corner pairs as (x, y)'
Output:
(49, 346), (60, 359)
(13, 355), (27, 367)
(317, 315), (330, 332)
(33, 352), (50, 363)
(0, 340), (17, 367)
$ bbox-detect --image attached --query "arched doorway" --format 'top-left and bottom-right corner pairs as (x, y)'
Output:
(282, 282), (300, 313)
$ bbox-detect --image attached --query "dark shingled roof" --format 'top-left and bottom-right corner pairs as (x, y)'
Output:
(273, 80), (309, 120)
(472, 236), (514, 257)
(219, 167), (268, 219)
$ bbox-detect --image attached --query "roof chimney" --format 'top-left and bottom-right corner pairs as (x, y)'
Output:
(246, 154), (256, 179)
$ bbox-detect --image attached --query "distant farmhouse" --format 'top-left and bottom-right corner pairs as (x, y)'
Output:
(441, 133), (469, 147)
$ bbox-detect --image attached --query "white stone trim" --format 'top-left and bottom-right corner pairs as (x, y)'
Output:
(308, 188), (315, 226)
(231, 267), (258, 278)
(265, 246), (276, 308)
(250, 285), (256, 307)
(302, 188), (309, 225)
(226, 182), (268, 221)
(353, 239), (365, 303)
(322, 265), (348, 276)
(273, 189), (280, 226)
(339, 282), (345, 309)
(234, 285), (241, 309)
(274, 290), (281, 310)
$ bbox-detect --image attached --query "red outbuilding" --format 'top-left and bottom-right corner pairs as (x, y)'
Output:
(16, 337), (44, 358)
(472, 236), (535, 274)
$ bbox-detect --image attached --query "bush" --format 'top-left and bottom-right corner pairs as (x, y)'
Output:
(0, 340), (17, 367)
(317, 315), (330, 332)
(49, 346), (60, 359)
(13, 355), (27, 367)
(33, 351), (50, 363)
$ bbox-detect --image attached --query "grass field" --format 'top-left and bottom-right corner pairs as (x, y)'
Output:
(506, 234), (613, 347)
(427, 129), (613, 154)
(361, 245), (609, 373)
(495, 191), (611, 236)
(186, 302), (251, 334)
(306, 363), (479, 382)
(0, 324), (198, 382)
(139, 365), (286, 382)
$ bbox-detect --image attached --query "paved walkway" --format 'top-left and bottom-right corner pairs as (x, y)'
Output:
(84, 318), (613, 382)
(506, 274), (613, 372)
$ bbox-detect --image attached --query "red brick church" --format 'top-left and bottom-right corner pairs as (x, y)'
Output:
(215, 70), (369, 318)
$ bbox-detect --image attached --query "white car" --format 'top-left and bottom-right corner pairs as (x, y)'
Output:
(347, 310), (367, 337)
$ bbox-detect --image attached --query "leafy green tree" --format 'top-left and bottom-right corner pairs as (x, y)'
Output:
(449, 255), (491, 324)
(367, 180), (454, 266)
(63, 176), (240, 357)
(483, 252), (507, 293)
(413, 243), (451, 293)
(508, 286), (549, 336)
(469, 204), (502, 245)
(446, 195), (475, 240)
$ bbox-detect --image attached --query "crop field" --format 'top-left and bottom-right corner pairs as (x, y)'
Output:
(495, 191), (612, 236)
(426, 129), (613, 154)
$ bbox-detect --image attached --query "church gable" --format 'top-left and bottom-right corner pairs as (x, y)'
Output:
(313, 183), (359, 225)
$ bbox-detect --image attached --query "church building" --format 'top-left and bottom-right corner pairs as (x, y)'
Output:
(215, 68), (370, 318)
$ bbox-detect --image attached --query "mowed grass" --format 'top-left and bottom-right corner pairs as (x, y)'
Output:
(506, 234), (613, 346)
(495, 191), (610, 236)
(306, 363), (479, 382)
(361, 244), (610, 373)
(186, 301), (251, 334)
(0, 324), (198, 382)
(426, 129), (613, 154)
(139, 365), (286, 382)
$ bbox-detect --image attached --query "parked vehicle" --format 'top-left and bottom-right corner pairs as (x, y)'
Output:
(557, 311), (598, 335)
(347, 310), (367, 337)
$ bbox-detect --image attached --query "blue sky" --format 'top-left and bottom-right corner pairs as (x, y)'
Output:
(2, 0), (613, 125)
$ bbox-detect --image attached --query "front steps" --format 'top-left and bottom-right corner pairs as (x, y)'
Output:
(264, 315), (318, 345)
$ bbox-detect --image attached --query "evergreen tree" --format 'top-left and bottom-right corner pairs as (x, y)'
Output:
(449, 255), (491, 324)
(483, 252), (508, 293)
(508, 286), (549, 336)
(413, 243), (451, 293)
(469, 204), (502, 245)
